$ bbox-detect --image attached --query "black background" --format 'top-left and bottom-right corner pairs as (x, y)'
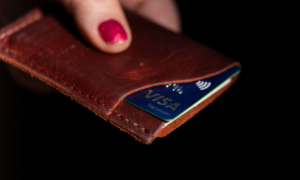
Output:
(0, 1), (298, 179)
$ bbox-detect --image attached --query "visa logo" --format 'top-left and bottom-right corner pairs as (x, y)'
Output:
(145, 90), (180, 112)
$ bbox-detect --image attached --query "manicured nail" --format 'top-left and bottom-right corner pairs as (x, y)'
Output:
(98, 19), (127, 44)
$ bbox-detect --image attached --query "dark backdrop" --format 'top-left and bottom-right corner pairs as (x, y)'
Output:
(0, 1), (297, 179)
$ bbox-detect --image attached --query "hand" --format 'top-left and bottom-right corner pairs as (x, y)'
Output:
(59, 0), (181, 53)
(1, 0), (181, 94)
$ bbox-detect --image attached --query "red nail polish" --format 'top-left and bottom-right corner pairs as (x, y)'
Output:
(98, 19), (127, 44)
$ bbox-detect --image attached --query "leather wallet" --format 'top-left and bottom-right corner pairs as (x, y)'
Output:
(0, 4), (241, 144)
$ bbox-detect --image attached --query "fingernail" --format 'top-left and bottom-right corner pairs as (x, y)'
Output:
(98, 19), (127, 44)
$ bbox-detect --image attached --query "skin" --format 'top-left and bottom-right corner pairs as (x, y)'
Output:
(2, 0), (181, 93)
(60, 0), (181, 53)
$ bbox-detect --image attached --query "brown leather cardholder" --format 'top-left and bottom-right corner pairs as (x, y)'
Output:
(0, 4), (241, 144)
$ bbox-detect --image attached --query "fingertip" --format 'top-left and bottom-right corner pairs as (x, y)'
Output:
(97, 18), (132, 53)
(61, 0), (132, 54)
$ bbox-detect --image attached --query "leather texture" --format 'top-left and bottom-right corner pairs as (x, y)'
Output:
(0, 4), (241, 144)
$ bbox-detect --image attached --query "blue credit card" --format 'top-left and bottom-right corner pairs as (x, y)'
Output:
(124, 66), (240, 122)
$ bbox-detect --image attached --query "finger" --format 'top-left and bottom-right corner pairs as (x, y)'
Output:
(60, 0), (132, 53)
(120, 0), (181, 33)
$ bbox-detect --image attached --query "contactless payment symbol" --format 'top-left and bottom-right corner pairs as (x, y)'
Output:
(196, 81), (211, 90)
(124, 66), (241, 122)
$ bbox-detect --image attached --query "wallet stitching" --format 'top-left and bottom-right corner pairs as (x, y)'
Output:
(0, 45), (152, 136)
(0, 10), (155, 136)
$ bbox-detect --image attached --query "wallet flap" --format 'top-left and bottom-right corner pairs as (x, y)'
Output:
(0, 4), (241, 144)
(0, 7), (239, 116)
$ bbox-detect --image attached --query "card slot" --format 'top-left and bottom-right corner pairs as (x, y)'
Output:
(0, 4), (241, 143)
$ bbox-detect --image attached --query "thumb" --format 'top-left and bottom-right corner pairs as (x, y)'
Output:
(60, 0), (132, 53)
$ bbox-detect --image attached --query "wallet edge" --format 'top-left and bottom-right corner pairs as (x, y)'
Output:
(155, 74), (240, 138)
(0, 7), (242, 144)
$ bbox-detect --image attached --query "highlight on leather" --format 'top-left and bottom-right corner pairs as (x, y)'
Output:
(0, 3), (241, 144)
